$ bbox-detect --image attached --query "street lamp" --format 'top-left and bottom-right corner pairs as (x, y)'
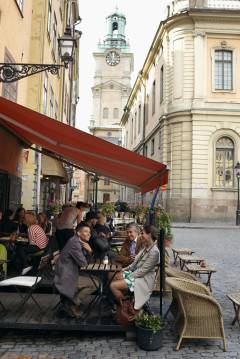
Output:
(235, 161), (240, 225)
(58, 26), (77, 66)
(0, 27), (77, 83)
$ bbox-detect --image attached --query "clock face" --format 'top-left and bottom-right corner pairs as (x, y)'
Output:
(106, 51), (120, 66)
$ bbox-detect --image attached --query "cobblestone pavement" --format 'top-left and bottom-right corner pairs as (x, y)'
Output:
(0, 228), (240, 359)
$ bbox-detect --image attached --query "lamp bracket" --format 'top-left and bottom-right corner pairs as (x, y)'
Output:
(0, 63), (65, 83)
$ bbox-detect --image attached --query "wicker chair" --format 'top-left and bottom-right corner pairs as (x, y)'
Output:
(165, 265), (198, 281)
(166, 277), (226, 351)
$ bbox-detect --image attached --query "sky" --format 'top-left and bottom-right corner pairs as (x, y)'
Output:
(77, 0), (168, 132)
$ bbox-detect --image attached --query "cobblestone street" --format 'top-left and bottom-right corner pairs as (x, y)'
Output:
(0, 227), (240, 359)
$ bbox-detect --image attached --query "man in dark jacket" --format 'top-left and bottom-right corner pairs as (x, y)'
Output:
(54, 223), (99, 317)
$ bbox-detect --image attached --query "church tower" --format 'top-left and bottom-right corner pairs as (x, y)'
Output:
(88, 8), (134, 204)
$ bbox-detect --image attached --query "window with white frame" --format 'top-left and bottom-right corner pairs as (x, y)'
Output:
(214, 50), (233, 91)
(131, 118), (133, 144)
(158, 128), (162, 149)
(52, 12), (57, 56)
(113, 108), (119, 118)
(138, 104), (141, 134)
(145, 95), (149, 124)
(16, 0), (24, 13)
(160, 65), (164, 103)
(47, 0), (52, 36)
(134, 112), (137, 139)
(43, 74), (48, 114)
(103, 107), (109, 119)
(152, 81), (156, 115)
(151, 138), (155, 156)
(50, 87), (54, 118)
(55, 101), (58, 119)
(215, 136), (234, 188)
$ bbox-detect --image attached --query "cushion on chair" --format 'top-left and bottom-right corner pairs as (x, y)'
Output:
(0, 276), (42, 287)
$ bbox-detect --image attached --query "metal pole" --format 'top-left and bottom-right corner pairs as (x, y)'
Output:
(237, 175), (240, 225)
(158, 228), (165, 316)
(94, 175), (99, 213)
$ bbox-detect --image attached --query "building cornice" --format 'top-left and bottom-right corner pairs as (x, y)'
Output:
(121, 7), (240, 126)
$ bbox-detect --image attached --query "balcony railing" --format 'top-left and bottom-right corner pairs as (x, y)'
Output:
(172, 0), (240, 14)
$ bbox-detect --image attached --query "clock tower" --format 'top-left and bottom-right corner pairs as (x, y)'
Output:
(88, 8), (134, 204)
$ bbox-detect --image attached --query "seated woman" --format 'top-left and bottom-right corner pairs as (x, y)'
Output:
(16, 213), (49, 271)
(12, 207), (28, 234)
(110, 225), (160, 316)
(37, 212), (52, 236)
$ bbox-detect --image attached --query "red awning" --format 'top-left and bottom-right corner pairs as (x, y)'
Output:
(0, 97), (168, 193)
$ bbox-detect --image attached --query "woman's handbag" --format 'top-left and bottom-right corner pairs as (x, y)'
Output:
(115, 298), (135, 326)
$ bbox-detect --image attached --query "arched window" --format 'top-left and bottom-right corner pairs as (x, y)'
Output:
(215, 136), (234, 188)
(113, 108), (119, 119)
(112, 22), (118, 35)
(103, 107), (109, 119)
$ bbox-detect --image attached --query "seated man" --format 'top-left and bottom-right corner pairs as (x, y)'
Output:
(54, 223), (99, 317)
(117, 223), (143, 267)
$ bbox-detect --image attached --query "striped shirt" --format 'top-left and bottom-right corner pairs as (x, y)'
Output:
(28, 225), (48, 249)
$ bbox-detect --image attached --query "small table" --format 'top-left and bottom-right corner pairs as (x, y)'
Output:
(178, 254), (204, 270)
(227, 293), (240, 326)
(172, 248), (195, 264)
(185, 263), (216, 291)
(79, 262), (122, 322)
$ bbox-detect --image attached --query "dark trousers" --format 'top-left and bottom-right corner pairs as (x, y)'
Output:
(16, 244), (41, 272)
(56, 229), (74, 251)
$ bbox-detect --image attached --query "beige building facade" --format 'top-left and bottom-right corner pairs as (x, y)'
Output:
(121, 0), (240, 222)
(21, 0), (80, 211)
(87, 8), (133, 204)
(0, 0), (33, 211)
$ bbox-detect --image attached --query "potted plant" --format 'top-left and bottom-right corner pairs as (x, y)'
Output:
(134, 204), (149, 224)
(114, 201), (129, 218)
(152, 205), (172, 246)
(48, 200), (62, 216)
(135, 313), (164, 350)
(101, 203), (115, 217)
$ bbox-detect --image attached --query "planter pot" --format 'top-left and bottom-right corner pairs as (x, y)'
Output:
(136, 324), (164, 351)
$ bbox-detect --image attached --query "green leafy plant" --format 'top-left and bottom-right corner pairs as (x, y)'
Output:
(114, 201), (129, 213)
(100, 203), (115, 216)
(151, 206), (172, 236)
(48, 200), (62, 214)
(135, 313), (164, 334)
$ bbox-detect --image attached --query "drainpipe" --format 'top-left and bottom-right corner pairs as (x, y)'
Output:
(139, 71), (147, 204)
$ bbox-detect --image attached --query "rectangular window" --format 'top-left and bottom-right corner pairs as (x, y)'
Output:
(159, 128), (162, 149)
(54, 101), (58, 120)
(47, 0), (52, 36)
(134, 112), (137, 139)
(52, 12), (57, 56)
(2, 50), (18, 102)
(43, 74), (48, 114)
(103, 193), (110, 203)
(152, 81), (156, 115)
(145, 95), (149, 124)
(131, 118), (133, 144)
(160, 65), (164, 103)
(104, 178), (110, 186)
(215, 50), (233, 90)
(145, 144), (148, 157)
(50, 87), (54, 118)
(16, 0), (24, 13)
(151, 138), (155, 156)
(64, 86), (67, 114)
(138, 104), (141, 134)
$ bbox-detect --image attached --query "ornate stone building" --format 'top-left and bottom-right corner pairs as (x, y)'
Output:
(87, 8), (134, 204)
(121, 0), (240, 222)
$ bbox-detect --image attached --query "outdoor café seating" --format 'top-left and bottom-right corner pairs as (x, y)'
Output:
(166, 277), (226, 351)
